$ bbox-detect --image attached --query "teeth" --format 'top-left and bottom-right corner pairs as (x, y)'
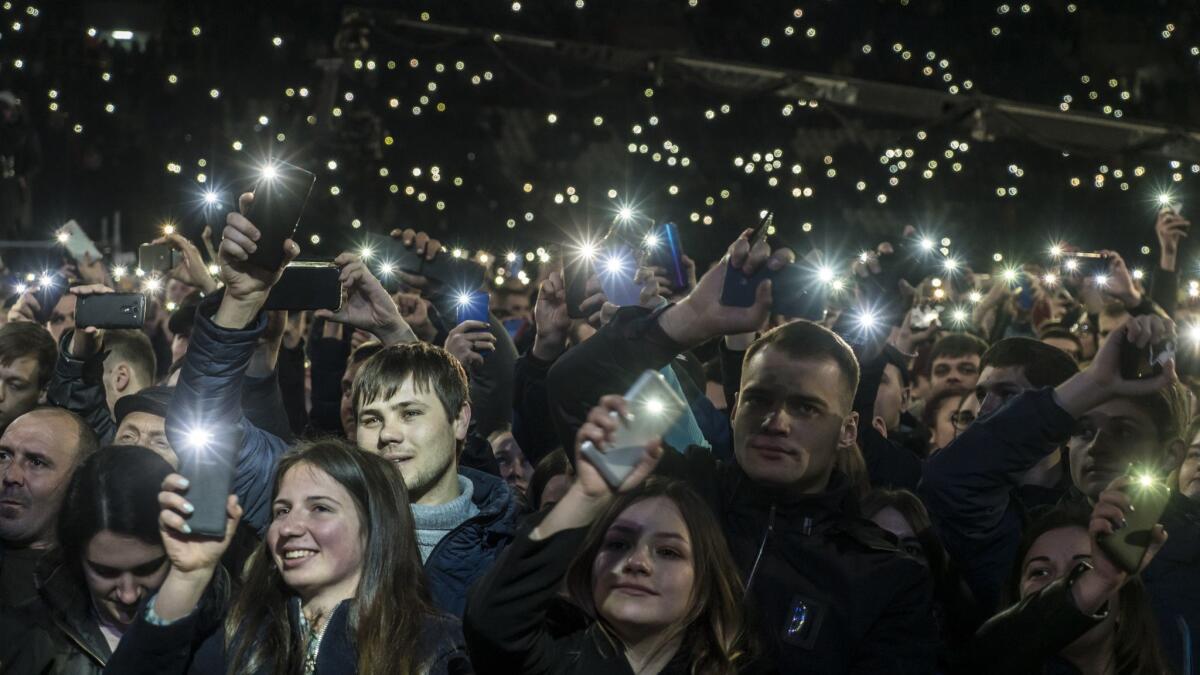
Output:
(284, 550), (316, 560)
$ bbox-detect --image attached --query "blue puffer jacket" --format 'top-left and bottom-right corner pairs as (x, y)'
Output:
(425, 467), (521, 617)
(168, 296), (521, 617)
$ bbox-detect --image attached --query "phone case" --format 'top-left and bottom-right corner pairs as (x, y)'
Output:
(579, 370), (687, 489)
(456, 290), (491, 325)
(177, 437), (238, 538)
(650, 222), (687, 291)
(420, 255), (486, 294)
(1097, 478), (1171, 573)
(138, 244), (180, 273)
(59, 221), (103, 262)
(771, 264), (826, 321)
(75, 293), (147, 329)
(245, 162), (316, 271)
(263, 262), (342, 311)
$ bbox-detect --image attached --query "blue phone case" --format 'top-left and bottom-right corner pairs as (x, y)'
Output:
(456, 290), (491, 325)
(720, 261), (771, 307)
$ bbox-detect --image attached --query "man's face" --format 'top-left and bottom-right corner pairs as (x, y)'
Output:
(491, 431), (533, 495)
(975, 365), (1033, 419)
(355, 376), (469, 505)
(1180, 436), (1200, 500)
(495, 292), (532, 322)
(873, 363), (908, 433)
(929, 354), (980, 398)
(1098, 311), (1130, 349)
(0, 412), (81, 548)
(340, 360), (367, 442)
(929, 395), (962, 454)
(1068, 398), (1166, 501)
(1041, 337), (1081, 363)
(47, 293), (76, 343)
(0, 356), (42, 434)
(732, 348), (857, 493)
(114, 411), (176, 468)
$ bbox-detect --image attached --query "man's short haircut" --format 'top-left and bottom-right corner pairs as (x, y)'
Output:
(980, 337), (1079, 389)
(1037, 324), (1083, 359)
(0, 322), (56, 389)
(29, 406), (100, 461)
(348, 340), (384, 369)
(928, 333), (988, 372)
(102, 329), (157, 386)
(921, 387), (969, 432)
(743, 320), (860, 411)
(352, 342), (470, 423)
(1132, 381), (1191, 446)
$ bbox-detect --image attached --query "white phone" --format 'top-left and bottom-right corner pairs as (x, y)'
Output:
(58, 220), (103, 263)
(579, 370), (688, 489)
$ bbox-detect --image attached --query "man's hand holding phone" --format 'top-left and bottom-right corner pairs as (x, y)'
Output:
(215, 192), (300, 329)
(659, 228), (794, 347)
(1155, 207), (1190, 271)
(1054, 314), (1177, 418)
(153, 232), (218, 295)
(66, 284), (115, 357)
(532, 271), (572, 362)
(389, 228), (443, 290)
(315, 252), (416, 347)
(445, 320), (495, 370)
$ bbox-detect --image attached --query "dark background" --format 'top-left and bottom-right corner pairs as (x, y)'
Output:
(3, 0), (1200, 274)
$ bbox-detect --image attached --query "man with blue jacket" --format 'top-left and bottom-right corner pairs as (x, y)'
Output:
(165, 193), (519, 616)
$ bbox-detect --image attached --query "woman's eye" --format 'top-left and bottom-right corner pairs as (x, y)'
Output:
(272, 508), (289, 519)
(657, 548), (683, 559)
(603, 539), (629, 552)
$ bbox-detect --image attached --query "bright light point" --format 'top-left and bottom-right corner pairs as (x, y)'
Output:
(203, 191), (218, 204)
(1138, 473), (1155, 487)
(359, 247), (373, 260)
(618, 207), (634, 221)
(1050, 245), (1063, 257)
(604, 256), (625, 274)
(39, 273), (53, 287)
(1158, 193), (1173, 206)
(943, 258), (959, 271)
(644, 234), (660, 249)
(1002, 269), (1018, 282)
(919, 238), (934, 250)
(1043, 273), (1058, 285)
(645, 398), (665, 415)
(456, 292), (473, 306)
(1094, 274), (1109, 286)
(830, 278), (845, 291)
(1065, 258), (1079, 272)
(111, 30), (134, 40)
(858, 251), (871, 263)
(55, 231), (69, 243)
(579, 243), (597, 260)
(858, 311), (877, 330)
(186, 428), (212, 448)
(818, 266), (835, 283)
(952, 309), (968, 323)
(207, 264), (219, 276)
(505, 251), (517, 263)
(968, 291), (982, 303)
(1133, 268), (1145, 280)
(261, 165), (278, 180)
(1188, 324), (1200, 342)
(111, 266), (126, 279)
(143, 278), (162, 292)
(162, 224), (175, 236)
(379, 263), (395, 277)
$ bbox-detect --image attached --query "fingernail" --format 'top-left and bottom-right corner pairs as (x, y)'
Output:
(177, 477), (190, 488)
(182, 502), (195, 514)
(1118, 519), (1127, 530)
(181, 523), (192, 534)
(1128, 503), (1135, 512)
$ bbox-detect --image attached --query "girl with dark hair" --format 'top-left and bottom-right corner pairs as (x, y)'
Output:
(969, 485), (1174, 675)
(465, 395), (759, 675)
(5, 445), (173, 674)
(104, 439), (469, 675)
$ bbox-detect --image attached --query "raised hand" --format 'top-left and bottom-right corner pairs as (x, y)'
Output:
(214, 192), (300, 328)
(157, 474), (242, 574)
(1054, 314), (1177, 418)
(389, 228), (443, 289)
(1155, 209), (1190, 270)
(394, 291), (436, 342)
(153, 232), (218, 294)
(445, 319), (495, 370)
(532, 271), (571, 361)
(1097, 250), (1140, 308)
(574, 395), (664, 498)
(315, 252), (414, 346)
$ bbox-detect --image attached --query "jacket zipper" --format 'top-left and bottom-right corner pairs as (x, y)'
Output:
(50, 612), (107, 666)
(743, 504), (776, 593)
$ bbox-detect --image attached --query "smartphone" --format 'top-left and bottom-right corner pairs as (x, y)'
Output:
(1119, 338), (1175, 380)
(263, 261), (342, 311)
(244, 161), (316, 271)
(138, 243), (182, 274)
(456, 290), (491, 325)
(909, 304), (942, 330)
(421, 254), (486, 293)
(648, 222), (687, 292)
(564, 245), (596, 319)
(1097, 470), (1172, 573)
(33, 273), (69, 324)
(1059, 251), (1110, 277)
(579, 370), (688, 489)
(771, 264), (827, 321)
(598, 244), (642, 307)
(720, 212), (774, 308)
(177, 430), (239, 538)
(75, 293), (147, 329)
(57, 220), (103, 263)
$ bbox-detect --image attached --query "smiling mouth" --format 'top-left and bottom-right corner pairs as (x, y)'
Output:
(284, 550), (317, 560)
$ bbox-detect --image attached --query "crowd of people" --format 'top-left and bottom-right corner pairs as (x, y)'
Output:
(0, 192), (1195, 675)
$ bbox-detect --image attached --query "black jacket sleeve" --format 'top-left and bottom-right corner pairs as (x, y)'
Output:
(463, 520), (590, 675)
(512, 353), (561, 466)
(467, 313), (518, 441)
(306, 334), (349, 437)
(546, 305), (684, 457)
(276, 339), (309, 437)
(854, 354), (922, 491)
(968, 571), (1106, 674)
(46, 329), (115, 444)
(1150, 267), (1178, 318)
(241, 370), (296, 444)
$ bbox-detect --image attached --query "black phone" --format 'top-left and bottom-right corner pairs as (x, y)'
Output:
(264, 262), (342, 311)
(565, 245), (596, 319)
(421, 255), (487, 294)
(720, 212), (774, 308)
(1119, 338), (1175, 380)
(138, 244), (182, 274)
(75, 293), (147, 329)
(177, 429), (238, 538)
(1097, 470), (1172, 573)
(771, 264), (827, 321)
(33, 273), (69, 324)
(244, 161), (316, 271)
(1059, 251), (1111, 278)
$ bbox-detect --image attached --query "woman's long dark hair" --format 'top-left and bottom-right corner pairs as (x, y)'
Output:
(1006, 505), (1174, 675)
(224, 440), (437, 675)
(564, 479), (751, 675)
(57, 445), (172, 579)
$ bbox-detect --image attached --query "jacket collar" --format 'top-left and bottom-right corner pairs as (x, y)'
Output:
(458, 467), (520, 537)
(725, 465), (860, 525)
(33, 549), (112, 665)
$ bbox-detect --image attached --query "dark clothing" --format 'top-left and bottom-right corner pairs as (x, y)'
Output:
(241, 369), (296, 444)
(853, 354), (923, 492)
(464, 314), (518, 442)
(547, 307), (938, 673)
(920, 388), (1200, 673)
(424, 467), (522, 617)
(1150, 267), (1179, 317)
(276, 338), (309, 437)
(47, 330), (117, 444)
(969, 571), (1105, 675)
(306, 332), (349, 437)
(513, 352), (562, 466)
(465, 518), (770, 675)
(104, 587), (470, 675)
(0, 544), (41, 609)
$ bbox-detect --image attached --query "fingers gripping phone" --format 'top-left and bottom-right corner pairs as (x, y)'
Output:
(1097, 470), (1172, 573)
(720, 212), (774, 308)
(244, 161), (316, 271)
(75, 293), (147, 329)
(579, 370), (687, 489)
(1119, 338), (1175, 380)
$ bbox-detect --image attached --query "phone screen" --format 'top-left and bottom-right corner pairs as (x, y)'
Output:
(580, 370), (687, 488)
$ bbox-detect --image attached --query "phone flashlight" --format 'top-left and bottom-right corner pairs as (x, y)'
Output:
(186, 427), (213, 449)
(261, 164), (279, 181)
(817, 266), (835, 283)
(204, 191), (219, 205)
(55, 231), (69, 243)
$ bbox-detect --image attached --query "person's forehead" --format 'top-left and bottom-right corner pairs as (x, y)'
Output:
(279, 462), (351, 500)
(612, 497), (690, 541)
(371, 375), (439, 405)
(745, 348), (846, 392)
(1025, 526), (1088, 565)
(118, 411), (165, 433)
(933, 353), (979, 365)
(978, 365), (1031, 389)
(2, 415), (73, 458)
(1085, 397), (1155, 425)
(0, 355), (39, 379)
(86, 531), (164, 567)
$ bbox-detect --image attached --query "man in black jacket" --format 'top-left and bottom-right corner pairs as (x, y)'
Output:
(548, 229), (936, 673)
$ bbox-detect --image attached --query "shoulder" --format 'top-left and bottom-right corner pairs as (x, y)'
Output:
(421, 612), (470, 669)
(835, 517), (931, 585)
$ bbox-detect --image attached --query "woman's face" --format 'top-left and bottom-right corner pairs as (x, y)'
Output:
(592, 497), (695, 639)
(929, 398), (960, 454)
(1180, 432), (1200, 500)
(1020, 526), (1091, 599)
(83, 530), (169, 625)
(267, 463), (365, 605)
(869, 506), (926, 564)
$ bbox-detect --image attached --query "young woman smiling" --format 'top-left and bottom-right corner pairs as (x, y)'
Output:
(465, 395), (759, 675)
(104, 440), (469, 675)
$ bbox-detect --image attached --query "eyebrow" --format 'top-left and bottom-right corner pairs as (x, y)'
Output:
(361, 400), (427, 414)
(608, 523), (689, 543)
(273, 495), (344, 507)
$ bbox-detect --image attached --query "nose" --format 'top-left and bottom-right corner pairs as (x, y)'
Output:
(761, 407), (790, 435)
(2, 459), (24, 486)
(378, 419), (404, 448)
(276, 511), (307, 538)
(622, 546), (652, 576)
(115, 575), (140, 606)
